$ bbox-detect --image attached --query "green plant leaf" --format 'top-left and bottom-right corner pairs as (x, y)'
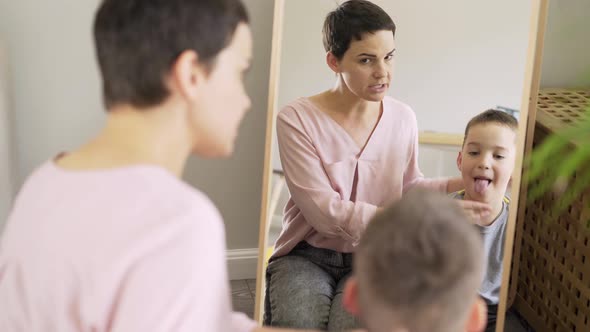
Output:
(526, 101), (590, 225)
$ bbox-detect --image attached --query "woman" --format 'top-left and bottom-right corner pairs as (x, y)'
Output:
(264, 1), (490, 330)
(0, 1), (310, 331)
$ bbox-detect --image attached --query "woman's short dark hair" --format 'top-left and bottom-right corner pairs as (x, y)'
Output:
(322, 0), (396, 60)
(93, 0), (249, 109)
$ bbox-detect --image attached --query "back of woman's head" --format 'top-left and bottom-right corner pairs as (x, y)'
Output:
(94, 0), (249, 109)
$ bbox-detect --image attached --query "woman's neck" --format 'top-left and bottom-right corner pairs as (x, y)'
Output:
(56, 104), (192, 178)
(311, 82), (381, 121)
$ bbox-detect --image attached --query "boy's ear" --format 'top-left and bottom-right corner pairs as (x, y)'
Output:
(465, 297), (487, 332)
(457, 151), (463, 172)
(326, 52), (341, 74)
(342, 276), (361, 317)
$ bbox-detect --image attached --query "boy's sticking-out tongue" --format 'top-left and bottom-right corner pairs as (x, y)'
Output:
(474, 178), (490, 194)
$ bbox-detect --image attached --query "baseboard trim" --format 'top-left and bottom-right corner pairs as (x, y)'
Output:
(227, 248), (259, 280)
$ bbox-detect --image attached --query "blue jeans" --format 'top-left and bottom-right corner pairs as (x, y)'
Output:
(263, 241), (360, 331)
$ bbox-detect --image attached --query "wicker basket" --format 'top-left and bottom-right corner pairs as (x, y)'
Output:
(511, 89), (590, 332)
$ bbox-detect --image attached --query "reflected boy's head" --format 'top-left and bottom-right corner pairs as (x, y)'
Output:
(344, 191), (487, 332)
(458, 110), (518, 205)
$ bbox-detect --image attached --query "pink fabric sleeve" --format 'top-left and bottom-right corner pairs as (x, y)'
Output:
(402, 113), (449, 193)
(106, 213), (256, 332)
(276, 108), (378, 243)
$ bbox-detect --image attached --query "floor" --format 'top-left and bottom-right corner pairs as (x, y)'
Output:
(230, 279), (534, 331)
(230, 279), (257, 319)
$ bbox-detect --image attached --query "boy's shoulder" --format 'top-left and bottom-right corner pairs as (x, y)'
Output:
(449, 190), (466, 200)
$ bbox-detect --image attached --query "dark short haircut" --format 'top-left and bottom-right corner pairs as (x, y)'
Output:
(322, 0), (396, 59)
(464, 109), (519, 145)
(93, 0), (249, 110)
(355, 190), (484, 332)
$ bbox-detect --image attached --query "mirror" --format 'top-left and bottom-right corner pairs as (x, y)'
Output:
(255, 1), (547, 331)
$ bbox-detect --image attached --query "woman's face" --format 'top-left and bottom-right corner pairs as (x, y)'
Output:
(333, 30), (395, 102)
(189, 23), (253, 158)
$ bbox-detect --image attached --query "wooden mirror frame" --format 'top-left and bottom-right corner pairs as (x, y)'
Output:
(254, 2), (549, 330)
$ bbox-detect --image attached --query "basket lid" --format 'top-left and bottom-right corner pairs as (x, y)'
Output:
(536, 88), (590, 145)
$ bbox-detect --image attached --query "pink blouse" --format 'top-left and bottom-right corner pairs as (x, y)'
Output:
(0, 162), (257, 332)
(272, 96), (448, 257)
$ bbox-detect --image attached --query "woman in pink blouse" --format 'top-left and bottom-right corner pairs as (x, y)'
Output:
(263, 1), (491, 331)
(0, 1), (316, 331)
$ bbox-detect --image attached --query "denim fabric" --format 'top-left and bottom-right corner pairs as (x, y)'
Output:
(263, 241), (360, 331)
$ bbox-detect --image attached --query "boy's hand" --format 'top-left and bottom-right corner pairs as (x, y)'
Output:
(455, 200), (491, 224)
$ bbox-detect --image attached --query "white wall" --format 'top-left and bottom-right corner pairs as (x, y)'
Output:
(0, 0), (105, 186)
(540, 0), (590, 88)
(271, 0), (533, 171)
(0, 0), (272, 251)
(0, 0), (107, 231)
(0, 42), (15, 225)
(184, 0), (273, 250)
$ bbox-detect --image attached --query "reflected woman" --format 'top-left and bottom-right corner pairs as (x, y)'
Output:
(263, 1), (490, 331)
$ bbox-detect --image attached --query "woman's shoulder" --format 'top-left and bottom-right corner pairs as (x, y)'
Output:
(383, 96), (415, 118)
(382, 96), (418, 129)
(281, 96), (319, 111)
(277, 96), (327, 126)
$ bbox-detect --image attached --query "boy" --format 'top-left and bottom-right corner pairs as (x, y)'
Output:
(453, 109), (518, 331)
(342, 190), (487, 332)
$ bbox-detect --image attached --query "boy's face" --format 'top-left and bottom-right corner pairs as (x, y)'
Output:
(457, 123), (516, 203)
(190, 23), (252, 157)
(331, 30), (395, 102)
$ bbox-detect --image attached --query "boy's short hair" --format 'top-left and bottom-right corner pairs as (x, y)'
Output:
(463, 109), (519, 145)
(355, 191), (484, 332)
(322, 0), (396, 60)
(93, 0), (249, 109)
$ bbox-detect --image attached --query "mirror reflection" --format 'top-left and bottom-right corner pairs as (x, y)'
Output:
(260, 1), (536, 331)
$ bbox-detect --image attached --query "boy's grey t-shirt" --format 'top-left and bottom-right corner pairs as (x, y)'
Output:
(450, 191), (509, 305)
